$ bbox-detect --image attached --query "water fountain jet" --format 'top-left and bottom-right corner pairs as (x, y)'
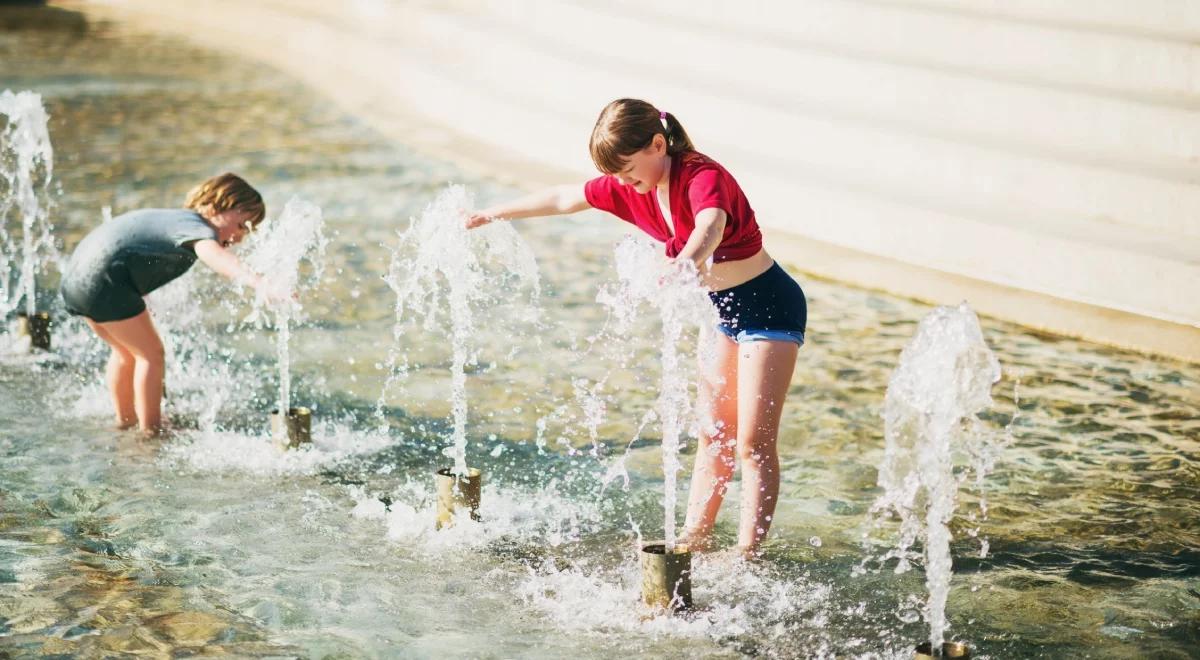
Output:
(1, 90), (57, 353)
(244, 197), (326, 448)
(596, 237), (717, 612)
(865, 303), (1000, 657)
(381, 186), (539, 529)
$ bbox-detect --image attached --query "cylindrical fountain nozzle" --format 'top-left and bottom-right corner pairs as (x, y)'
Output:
(16, 311), (51, 351)
(639, 542), (692, 612)
(270, 407), (312, 448)
(915, 641), (970, 659)
(435, 468), (481, 529)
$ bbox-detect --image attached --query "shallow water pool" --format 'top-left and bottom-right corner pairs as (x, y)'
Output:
(1, 6), (1198, 658)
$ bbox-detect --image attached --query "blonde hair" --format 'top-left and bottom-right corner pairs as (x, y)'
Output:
(589, 98), (695, 174)
(184, 172), (266, 226)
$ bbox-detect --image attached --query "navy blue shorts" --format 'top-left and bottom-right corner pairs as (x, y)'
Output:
(708, 262), (807, 345)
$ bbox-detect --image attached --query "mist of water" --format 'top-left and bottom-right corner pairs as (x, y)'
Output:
(865, 303), (1002, 650)
(596, 237), (718, 550)
(381, 185), (540, 475)
(244, 197), (328, 419)
(0, 89), (57, 318)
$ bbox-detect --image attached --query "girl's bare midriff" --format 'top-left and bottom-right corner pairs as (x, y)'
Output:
(703, 248), (775, 292)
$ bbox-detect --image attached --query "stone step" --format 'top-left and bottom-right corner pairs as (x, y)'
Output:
(411, 4), (1200, 241)
(101, 0), (1200, 328)
(570, 0), (1200, 105)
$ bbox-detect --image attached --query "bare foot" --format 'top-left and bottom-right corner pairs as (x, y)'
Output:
(678, 531), (717, 553)
(736, 545), (764, 561)
(140, 422), (171, 439)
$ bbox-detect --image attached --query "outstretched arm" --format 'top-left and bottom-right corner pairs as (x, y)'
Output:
(193, 239), (260, 286)
(467, 184), (592, 228)
(674, 208), (727, 270)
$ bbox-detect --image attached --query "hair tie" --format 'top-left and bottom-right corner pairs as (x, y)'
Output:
(659, 110), (669, 131)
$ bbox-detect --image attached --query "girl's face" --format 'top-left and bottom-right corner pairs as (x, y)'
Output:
(612, 134), (669, 194)
(211, 208), (256, 247)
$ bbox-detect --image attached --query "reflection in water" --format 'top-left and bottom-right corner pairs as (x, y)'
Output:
(0, 5), (1197, 658)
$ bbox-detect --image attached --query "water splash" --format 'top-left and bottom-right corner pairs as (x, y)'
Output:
(145, 271), (236, 429)
(865, 303), (1001, 650)
(380, 185), (540, 475)
(0, 90), (57, 318)
(244, 197), (328, 420)
(596, 237), (718, 550)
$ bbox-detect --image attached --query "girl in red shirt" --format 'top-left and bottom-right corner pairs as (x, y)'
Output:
(467, 98), (807, 559)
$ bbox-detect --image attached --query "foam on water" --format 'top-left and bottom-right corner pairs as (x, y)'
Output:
(349, 477), (602, 553)
(514, 551), (838, 647)
(161, 421), (392, 477)
(864, 303), (1002, 651)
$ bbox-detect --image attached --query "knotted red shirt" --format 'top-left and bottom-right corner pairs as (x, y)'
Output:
(583, 151), (763, 262)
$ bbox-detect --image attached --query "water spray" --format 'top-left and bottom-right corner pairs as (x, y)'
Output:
(596, 237), (716, 612)
(381, 186), (539, 529)
(865, 303), (1000, 655)
(1, 90), (57, 352)
(244, 197), (327, 448)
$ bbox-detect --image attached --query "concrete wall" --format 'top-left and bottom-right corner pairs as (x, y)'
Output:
(80, 0), (1200, 360)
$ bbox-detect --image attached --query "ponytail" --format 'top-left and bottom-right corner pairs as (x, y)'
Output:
(589, 98), (695, 174)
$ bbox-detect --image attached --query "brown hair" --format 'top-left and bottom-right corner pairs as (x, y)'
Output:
(184, 172), (266, 226)
(588, 98), (695, 174)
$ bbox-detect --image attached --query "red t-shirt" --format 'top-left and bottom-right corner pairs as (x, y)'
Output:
(583, 151), (762, 262)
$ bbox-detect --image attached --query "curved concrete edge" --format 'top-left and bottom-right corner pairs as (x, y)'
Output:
(69, 0), (1200, 363)
(765, 229), (1200, 364)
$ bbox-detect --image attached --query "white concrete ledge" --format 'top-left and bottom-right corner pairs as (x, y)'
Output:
(73, 0), (1200, 362)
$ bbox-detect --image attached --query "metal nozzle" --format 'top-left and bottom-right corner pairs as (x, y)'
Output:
(639, 542), (692, 611)
(915, 641), (970, 659)
(435, 468), (482, 529)
(270, 407), (312, 448)
(16, 311), (51, 351)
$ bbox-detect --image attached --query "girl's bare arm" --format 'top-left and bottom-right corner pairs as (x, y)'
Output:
(467, 184), (591, 228)
(674, 208), (727, 269)
(193, 239), (261, 287)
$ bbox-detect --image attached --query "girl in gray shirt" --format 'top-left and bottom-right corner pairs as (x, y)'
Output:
(61, 173), (281, 436)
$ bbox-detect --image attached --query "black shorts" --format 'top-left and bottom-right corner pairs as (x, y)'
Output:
(60, 263), (146, 323)
(708, 262), (807, 345)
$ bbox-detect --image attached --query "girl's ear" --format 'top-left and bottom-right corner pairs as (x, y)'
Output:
(651, 133), (667, 154)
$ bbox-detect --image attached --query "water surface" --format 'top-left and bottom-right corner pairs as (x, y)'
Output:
(1, 7), (1198, 658)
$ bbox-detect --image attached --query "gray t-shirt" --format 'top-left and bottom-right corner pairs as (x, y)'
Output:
(63, 208), (218, 296)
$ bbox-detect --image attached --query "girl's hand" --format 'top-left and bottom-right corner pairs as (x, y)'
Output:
(254, 277), (294, 307)
(464, 211), (496, 230)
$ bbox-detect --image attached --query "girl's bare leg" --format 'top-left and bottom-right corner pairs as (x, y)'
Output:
(93, 311), (165, 435)
(86, 319), (138, 429)
(682, 331), (739, 550)
(735, 339), (798, 557)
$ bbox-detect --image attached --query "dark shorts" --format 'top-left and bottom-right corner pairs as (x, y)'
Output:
(708, 262), (807, 346)
(60, 263), (146, 323)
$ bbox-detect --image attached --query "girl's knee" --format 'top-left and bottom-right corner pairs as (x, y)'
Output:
(701, 433), (736, 461)
(110, 347), (135, 366)
(737, 434), (778, 465)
